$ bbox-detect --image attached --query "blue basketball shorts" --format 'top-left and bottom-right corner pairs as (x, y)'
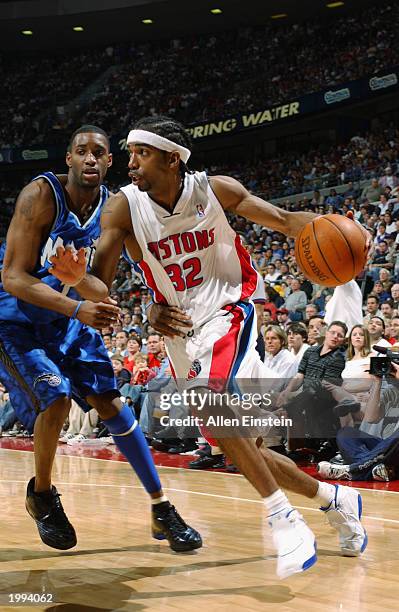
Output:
(0, 318), (118, 431)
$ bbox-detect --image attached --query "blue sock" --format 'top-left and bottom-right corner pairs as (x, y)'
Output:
(103, 403), (161, 495)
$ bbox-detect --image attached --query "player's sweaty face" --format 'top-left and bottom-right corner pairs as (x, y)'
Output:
(128, 144), (169, 192)
(67, 133), (111, 188)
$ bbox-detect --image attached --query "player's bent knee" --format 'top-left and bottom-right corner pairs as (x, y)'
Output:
(35, 396), (71, 428)
(48, 396), (71, 418)
(86, 391), (122, 420)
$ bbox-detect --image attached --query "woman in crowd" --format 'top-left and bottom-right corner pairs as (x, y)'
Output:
(323, 325), (373, 426)
(123, 336), (142, 373)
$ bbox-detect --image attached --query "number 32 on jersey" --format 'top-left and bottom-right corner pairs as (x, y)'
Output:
(164, 257), (203, 291)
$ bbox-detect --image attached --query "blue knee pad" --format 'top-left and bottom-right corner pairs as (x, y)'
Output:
(103, 403), (161, 494)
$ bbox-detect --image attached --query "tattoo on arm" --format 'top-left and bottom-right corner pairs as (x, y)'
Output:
(19, 194), (35, 221)
(102, 199), (115, 215)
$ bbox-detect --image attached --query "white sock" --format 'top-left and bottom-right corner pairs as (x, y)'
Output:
(315, 481), (337, 509)
(264, 489), (291, 517)
(151, 495), (169, 505)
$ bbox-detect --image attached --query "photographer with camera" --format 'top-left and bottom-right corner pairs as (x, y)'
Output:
(318, 347), (399, 481)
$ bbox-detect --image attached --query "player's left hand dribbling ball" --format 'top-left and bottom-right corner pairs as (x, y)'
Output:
(294, 214), (368, 287)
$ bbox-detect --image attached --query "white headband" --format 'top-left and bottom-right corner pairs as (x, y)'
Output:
(127, 129), (191, 163)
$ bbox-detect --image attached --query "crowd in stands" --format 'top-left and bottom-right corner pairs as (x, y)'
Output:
(0, 2), (398, 150)
(206, 125), (399, 198)
(80, 1), (398, 138)
(0, 47), (115, 148)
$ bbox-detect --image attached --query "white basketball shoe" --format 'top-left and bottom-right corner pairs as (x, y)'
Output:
(321, 484), (368, 556)
(317, 461), (352, 480)
(269, 507), (317, 579)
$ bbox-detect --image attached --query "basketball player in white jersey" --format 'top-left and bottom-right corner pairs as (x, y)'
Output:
(51, 116), (367, 578)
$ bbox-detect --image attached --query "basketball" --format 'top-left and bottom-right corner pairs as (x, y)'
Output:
(294, 214), (368, 287)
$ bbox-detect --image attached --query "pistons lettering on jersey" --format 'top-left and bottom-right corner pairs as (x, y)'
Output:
(147, 228), (215, 262)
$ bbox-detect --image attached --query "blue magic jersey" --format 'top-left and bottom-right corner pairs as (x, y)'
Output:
(0, 172), (108, 324)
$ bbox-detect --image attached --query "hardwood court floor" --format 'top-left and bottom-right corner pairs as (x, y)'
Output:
(0, 446), (398, 612)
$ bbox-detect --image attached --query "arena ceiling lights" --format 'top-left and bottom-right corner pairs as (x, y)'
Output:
(21, 29), (32, 35)
(73, 26), (84, 32)
(142, 18), (153, 24)
(210, 8), (222, 14)
(2, 0), (378, 52)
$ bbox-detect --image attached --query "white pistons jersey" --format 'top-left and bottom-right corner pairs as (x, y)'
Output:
(120, 171), (257, 328)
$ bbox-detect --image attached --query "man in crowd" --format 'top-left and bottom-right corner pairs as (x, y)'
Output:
(146, 334), (163, 368)
(367, 316), (391, 349)
(363, 294), (382, 324)
(361, 177), (382, 203)
(114, 330), (129, 357)
(264, 263), (280, 283)
(307, 315), (327, 346)
(275, 308), (291, 331)
(305, 303), (319, 322)
(277, 321), (347, 450)
(284, 277), (307, 321)
(381, 302), (395, 324)
(370, 241), (394, 274)
(287, 324), (310, 363)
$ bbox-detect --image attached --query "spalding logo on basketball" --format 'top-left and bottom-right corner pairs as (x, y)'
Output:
(294, 214), (368, 287)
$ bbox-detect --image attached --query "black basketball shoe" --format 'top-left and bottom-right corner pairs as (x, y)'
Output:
(25, 477), (77, 550)
(152, 502), (202, 552)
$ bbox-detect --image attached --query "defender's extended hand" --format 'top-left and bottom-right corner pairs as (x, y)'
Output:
(147, 303), (193, 338)
(75, 300), (120, 329)
(49, 245), (87, 286)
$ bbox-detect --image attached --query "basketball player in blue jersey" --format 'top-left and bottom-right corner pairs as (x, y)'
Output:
(0, 125), (201, 553)
(50, 116), (367, 579)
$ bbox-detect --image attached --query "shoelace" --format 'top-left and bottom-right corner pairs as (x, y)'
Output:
(47, 493), (71, 526)
(161, 506), (188, 532)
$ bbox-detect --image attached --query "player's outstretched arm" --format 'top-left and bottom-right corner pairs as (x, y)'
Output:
(2, 181), (78, 316)
(209, 175), (317, 237)
(1, 180), (120, 328)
